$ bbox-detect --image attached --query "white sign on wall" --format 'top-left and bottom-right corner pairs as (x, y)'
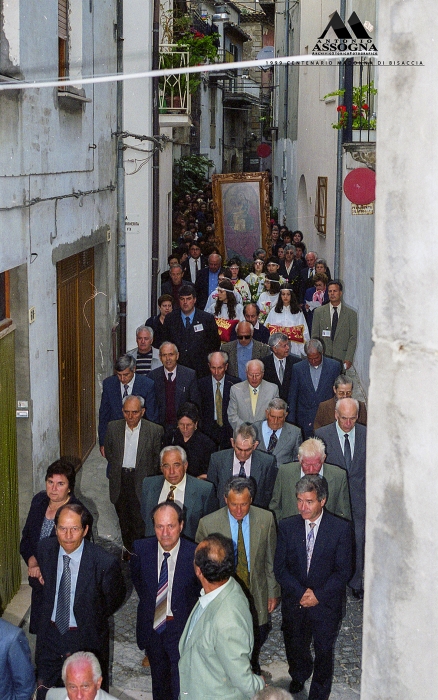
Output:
(125, 215), (140, 233)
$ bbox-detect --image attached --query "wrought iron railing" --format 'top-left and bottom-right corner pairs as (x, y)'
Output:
(159, 44), (191, 114)
(343, 59), (377, 143)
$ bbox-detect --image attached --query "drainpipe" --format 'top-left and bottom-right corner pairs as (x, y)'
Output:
(280, 0), (290, 226)
(151, 0), (160, 314)
(116, 0), (126, 354)
(333, 0), (346, 279)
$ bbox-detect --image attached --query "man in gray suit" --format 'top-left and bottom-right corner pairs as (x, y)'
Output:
(315, 398), (366, 598)
(104, 395), (163, 558)
(46, 652), (117, 700)
(270, 436), (351, 523)
(222, 321), (270, 380)
(141, 445), (217, 541)
(253, 398), (302, 466)
(311, 280), (357, 369)
(228, 359), (279, 434)
(207, 424), (277, 509)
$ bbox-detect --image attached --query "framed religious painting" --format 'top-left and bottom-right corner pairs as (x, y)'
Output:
(212, 172), (270, 263)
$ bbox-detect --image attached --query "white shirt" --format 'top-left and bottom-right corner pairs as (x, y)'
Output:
(233, 454), (252, 477)
(336, 422), (356, 458)
(120, 376), (135, 398)
(305, 509), (324, 539)
(122, 422), (141, 469)
(273, 355), (286, 381)
(164, 366), (177, 381)
(51, 542), (84, 627)
(159, 474), (187, 508)
(212, 375), (225, 420)
(158, 539), (181, 615)
(189, 257), (201, 283)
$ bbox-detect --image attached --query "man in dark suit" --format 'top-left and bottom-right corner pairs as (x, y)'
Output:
(198, 350), (241, 450)
(160, 264), (187, 307)
(311, 280), (357, 369)
(253, 398), (302, 466)
(274, 475), (353, 698)
(104, 395), (163, 557)
(315, 398), (366, 598)
(131, 502), (200, 700)
(162, 285), (221, 378)
(31, 504), (126, 698)
(149, 342), (201, 428)
(230, 303), (270, 344)
(141, 446), (217, 541)
(261, 332), (301, 401)
(313, 375), (367, 430)
(182, 241), (208, 284)
(98, 354), (158, 457)
(222, 322), (270, 380)
(194, 253), (224, 309)
(299, 251), (318, 303)
(287, 339), (341, 438)
(207, 424), (277, 509)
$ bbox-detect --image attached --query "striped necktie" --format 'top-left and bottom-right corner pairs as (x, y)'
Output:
(153, 552), (171, 633)
(55, 555), (71, 635)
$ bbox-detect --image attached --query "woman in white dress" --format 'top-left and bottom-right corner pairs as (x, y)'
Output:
(265, 283), (309, 357)
(258, 274), (281, 323)
(227, 258), (251, 304)
(206, 278), (244, 342)
(245, 257), (266, 301)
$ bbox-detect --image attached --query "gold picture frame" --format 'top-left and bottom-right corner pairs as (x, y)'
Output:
(212, 172), (270, 263)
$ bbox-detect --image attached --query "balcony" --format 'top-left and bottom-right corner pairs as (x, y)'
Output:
(223, 76), (261, 106)
(208, 48), (236, 81)
(159, 44), (191, 125)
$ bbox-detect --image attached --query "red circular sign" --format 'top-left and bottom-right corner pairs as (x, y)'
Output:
(257, 143), (271, 158)
(343, 167), (375, 205)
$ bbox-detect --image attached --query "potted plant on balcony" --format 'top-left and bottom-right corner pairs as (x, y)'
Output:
(324, 82), (377, 140)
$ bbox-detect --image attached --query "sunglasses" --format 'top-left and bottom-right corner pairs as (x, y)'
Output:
(237, 335), (251, 340)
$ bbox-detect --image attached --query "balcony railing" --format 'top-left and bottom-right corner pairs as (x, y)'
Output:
(159, 44), (190, 115)
(343, 59), (376, 143)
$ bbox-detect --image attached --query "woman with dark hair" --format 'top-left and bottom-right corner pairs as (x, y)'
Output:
(292, 230), (307, 257)
(162, 403), (216, 479)
(304, 272), (329, 332)
(20, 458), (93, 633)
(145, 293), (174, 349)
(206, 278), (244, 341)
(245, 257), (266, 301)
(227, 257), (251, 304)
(265, 283), (309, 356)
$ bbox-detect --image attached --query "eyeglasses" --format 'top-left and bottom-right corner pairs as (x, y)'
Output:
(237, 335), (251, 340)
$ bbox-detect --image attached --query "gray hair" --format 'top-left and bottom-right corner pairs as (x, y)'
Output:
(304, 338), (324, 355)
(122, 394), (145, 408)
(245, 358), (264, 374)
(251, 689), (293, 700)
(298, 437), (326, 462)
(208, 252), (222, 262)
(115, 354), (136, 372)
(334, 375), (353, 389)
(159, 341), (178, 354)
(268, 332), (290, 349)
(208, 350), (229, 364)
(315, 258), (327, 267)
(295, 474), (328, 501)
(234, 423), (257, 443)
(160, 445), (187, 464)
(62, 651), (102, 683)
(224, 476), (256, 500)
(306, 250), (318, 259)
(267, 397), (288, 412)
(136, 324), (154, 339)
(335, 397), (359, 414)
(284, 244), (296, 254)
(236, 321), (254, 337)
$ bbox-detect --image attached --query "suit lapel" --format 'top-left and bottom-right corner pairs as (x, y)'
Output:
(307, 510), (328, 573)
(135, 421), (147, 467)
(74, 540), (92, 604)
(249, 507), (261, 572)
(328, 424), (346, 468)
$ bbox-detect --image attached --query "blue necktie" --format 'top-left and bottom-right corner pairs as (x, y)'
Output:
(55, 555), (71, 635)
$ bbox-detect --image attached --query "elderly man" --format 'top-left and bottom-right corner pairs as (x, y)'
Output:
(162, 285), (221, 377)
(98, 354), (158, 457)
(311, 280), (358, 370)
(131, 502), (200, 700)
(228, 359), (279, 434)
(207, 424), (277, 509)
(196, 477), (280, 675)
(222, 321), (271, 380)
(46, 652), (116, 699)
(299, 251), (318, 303)
(314, 374), (367, 430)
(194, 252), (224, 309)
(178, 534), (265, 700)
(274, 475), (353, 698)
(261, 332), (301, 401)
(149, 342), (200, 428)
(239, 303), (270, 344)
(287, 339), (341, 438)
(315, 398), (366, 598)
(141, 446), (217, 541)
(127, 325), (161, 374)
(31, 504), (126, 698)
(253, 398), (302, 466)
(0, 617), (35, 700)
(104, 395), (163, 558)
(270, 437), (351, 523)
(161, 263), (186, 306)
(198, 351), (241, 450)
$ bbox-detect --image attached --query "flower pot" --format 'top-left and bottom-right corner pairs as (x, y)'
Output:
(352, 130), (376, 142)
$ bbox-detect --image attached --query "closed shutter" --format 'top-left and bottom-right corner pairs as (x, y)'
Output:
(58, 0), (68, 40)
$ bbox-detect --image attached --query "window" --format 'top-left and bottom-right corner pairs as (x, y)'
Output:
(0, 271), (11, 331)
(314, 177), (328, 236)
(58, 0), (69, 80)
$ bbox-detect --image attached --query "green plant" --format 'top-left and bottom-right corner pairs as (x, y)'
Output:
(173, 154), (214, 201)
(324, 82), (377, 130)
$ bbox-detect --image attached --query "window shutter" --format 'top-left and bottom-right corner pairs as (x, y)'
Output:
(58, 0), (68, 40)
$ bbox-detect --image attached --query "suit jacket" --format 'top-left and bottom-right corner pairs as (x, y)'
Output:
(274, 511), (352, 623)
(30, 538), (126, 657)
(253, 420), (302, 467)
(195, 506), (280, 626)
(269, 461), (351, 522)
(279, 260), (302, 287)
(311, 303), (358, 365)
(228, 379), (279, 434)
(104, 418), (163, 503)
(221, 339), (271, 380)
(98, 374), (158, 446)
(314, 396), (367, 431)
(163, 308), (221, 377)
(198, 373), (241, 448)
(127, 346), (161, 372)
(149, 364), (201, 426)
(47, 690), (117, 700)
(207, 449), (278, 509)
(130, 537), (200, 650)
(261, 353), (301, 402)
(287, 357), (341, 438)
(178, 576), (265, 700)
(141, 474), (218, 541)
(194, 266), (225, 310)
(182, 255), (208, 283)
(315, 422), (366, 522)
(0, 619), (35, 700)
